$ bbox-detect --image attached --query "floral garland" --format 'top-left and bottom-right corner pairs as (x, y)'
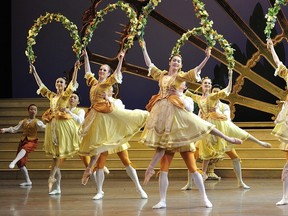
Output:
(137, 0), (162, 39)
(171, 0), (235, 70)
(264, 0), (287, 39)
(25, 12), (82, 64)
(82, 1), (138, 52)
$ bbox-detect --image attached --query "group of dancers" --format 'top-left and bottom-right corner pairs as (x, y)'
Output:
(1, 37), (288, 208)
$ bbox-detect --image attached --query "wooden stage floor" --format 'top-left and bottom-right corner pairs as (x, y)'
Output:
(0, 177), (287, 216)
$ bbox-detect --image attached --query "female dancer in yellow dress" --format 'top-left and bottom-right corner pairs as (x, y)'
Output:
(78, 49), (149, 200)
(267, 38), (288, 205)
(91, 85), (147, 200)
(139, 39), (243, 209)
(185, 71), (272, 189)
(29, 60), (81, 193)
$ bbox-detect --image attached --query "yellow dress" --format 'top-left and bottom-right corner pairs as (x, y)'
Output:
(37, 82), (80, 159)
(271, 63), (288, 151)
(185, 89), (249, 160)
(78, 72), (148, 156)
(139, 65), (215, 150)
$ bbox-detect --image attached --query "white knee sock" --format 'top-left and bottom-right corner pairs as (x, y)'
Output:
(10, 149), (26, 168)
(181, 170), (192, 190)
(126, 165), (148, 199)
(19, 166), (32, 185)
(192, 172), (212, 208)
(152, 171), (168, 209)
(96, 169), (105, 194)
(232, 158), (250, 189)
(276, 162), (288, 205)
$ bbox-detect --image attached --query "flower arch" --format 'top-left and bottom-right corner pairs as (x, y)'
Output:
(25, 12), (82, 64)
(82, 1), (138, 52)
(171, 0), (235, 70)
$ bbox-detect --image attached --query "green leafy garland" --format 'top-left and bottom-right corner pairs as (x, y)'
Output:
(25, 12), (82, 64)
(171, 0), (235, 70)
(82, 1), (138, 52)
(264, 0), (287, 39)
(137, 0), (162, 39)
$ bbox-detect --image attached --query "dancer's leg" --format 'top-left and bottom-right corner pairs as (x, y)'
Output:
(152, 171), (168, 209)
(118, 150), (148, 199)
(247, 135), (272, 148)
(49, 168), (61, 195)
(10, 149), (26, 169)
(276, 160), (288, 206)
(181, 170), (192, 190)
(92, 169), (105, 200)
(144, 147), (165, 185)
(19, 166), (32, 186)
(81, 154), (100, 185)
(210, 128), (242, 144)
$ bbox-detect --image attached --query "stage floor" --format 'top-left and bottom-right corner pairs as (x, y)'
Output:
(0, 177), (287, 216)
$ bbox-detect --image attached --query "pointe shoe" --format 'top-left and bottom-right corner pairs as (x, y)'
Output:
(203, 198), (213, 208)
(9, 162), (16, 169)
(48, 176), (56, 193)
(259, 142), (272, 148)
(238, 182), (250, 189)
(152, 201), (166, 209)
(19, 182), (32, 186)
(103, 166), (110, 175)
(276, 198), (288, 206)
(137, 188), (148, 199)
(82, 168), (92, 186)
(143, 169), (155, 185)
(92, 191), (104, 200)
(181, 183), (192, 190)
(48, 189), (61, 195)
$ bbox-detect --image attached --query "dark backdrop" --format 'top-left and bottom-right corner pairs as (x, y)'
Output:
(6, 0), (288, 122)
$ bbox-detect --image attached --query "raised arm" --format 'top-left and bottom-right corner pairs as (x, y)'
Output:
(114, 50), (125, 77)
(267, 38), (281, 67)
(194, 47), (211, 74)
(71, 60), (80, 86)
(82, 49), (92, 74)
(225, 69), (233, 94)
(29, 63), (43, 87)
(139, 39), (153, 68)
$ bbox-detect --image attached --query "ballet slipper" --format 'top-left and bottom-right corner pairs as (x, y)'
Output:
(19, 182), (32, 186)
(152, 201), (166, 209)
(81, 168), (92, 186)
(48, 189), (61, 195)
(238, 182), (250, 189)
(92, 191), (104, 200)
(143, 168), (155, 185)
(276, 198), (288, 206)
(9, 161), (16, 169)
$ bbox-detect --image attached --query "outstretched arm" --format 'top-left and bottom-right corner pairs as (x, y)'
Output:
(267, 38), (281, 67)
(29, 63), (43, 87)
(139, 39), (153, 68)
